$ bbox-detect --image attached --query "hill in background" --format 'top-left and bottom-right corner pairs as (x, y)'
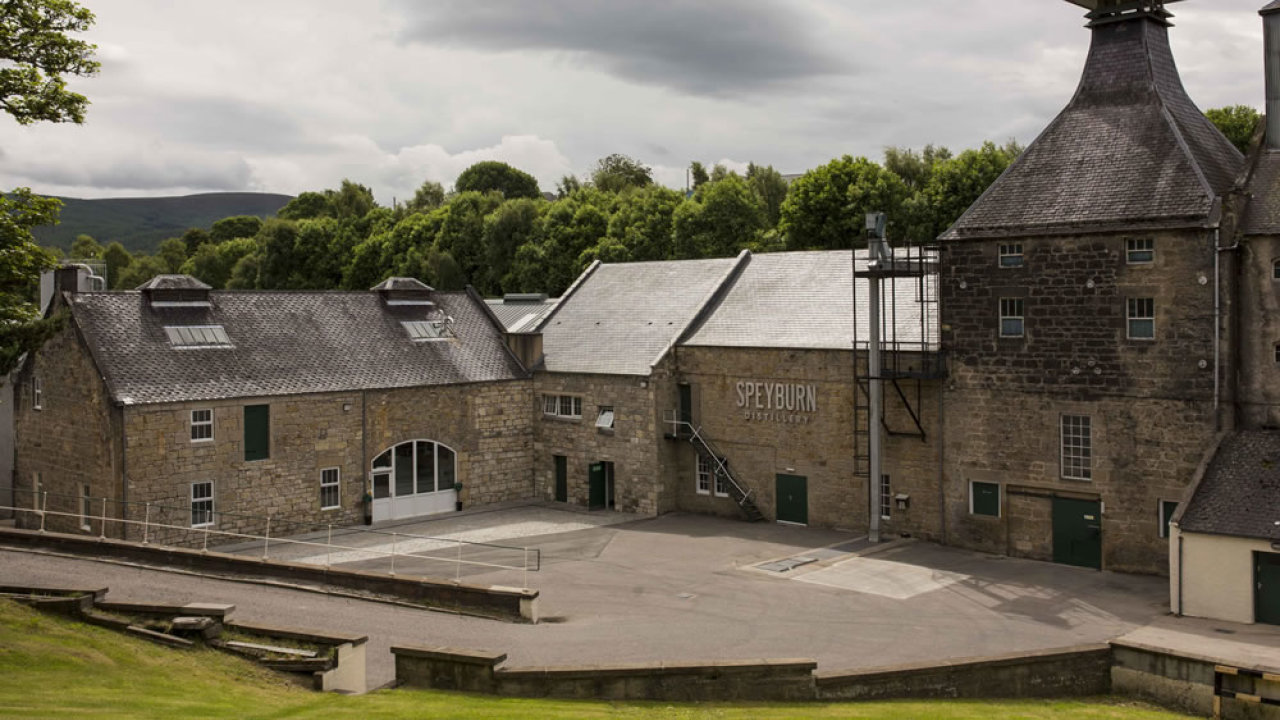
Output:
(31, 192), (293, 254)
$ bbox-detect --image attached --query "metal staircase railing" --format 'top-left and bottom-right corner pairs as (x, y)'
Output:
(666, 413), (764, 522)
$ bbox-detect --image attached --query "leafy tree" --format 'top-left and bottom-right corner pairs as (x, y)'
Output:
(555, 175), (582, 199)
(506, 241), (550, 294)
(454, 161), (541, 200)
(0, 190), (62, 373)
(0, 0), (100, 124)
(914, 141), (1021, 242)
(277, 191), (330, 221)
(883, 144), (952, 192)
(591, 154), (652, 193)
(181, 236), (256, 289)
(604, 184), (682, 262)
(482, 198), (544, 294)
(114, 253), (165, 289)
(689, 161), (710, 190)
(780, 156), (909, 250)
(255, 218), (299, 289)
(343, 233), (391, 290)
(405, 180), (445, 213)
(425, 248), (465, 291)
(538, 188), (611, 293)
(180, 227), (211, 253)
(210, 215), (263, 244)
(1206, 105), (1261, 154)
(434, 191), (503, 285)
(330, 179), (376, 220)
(674, 174), (764, 259)
(156, 237), (187, 273)
(745, 163), (788, 228)
(101, 241), (131, 288)
(69, 232), (100, 258)
(226, 251), (262, 289)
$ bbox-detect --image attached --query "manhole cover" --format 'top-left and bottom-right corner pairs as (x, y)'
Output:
(756, 556), (818, 573)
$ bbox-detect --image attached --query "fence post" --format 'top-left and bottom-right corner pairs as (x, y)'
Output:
(390, 533), (397, 576)
(39, 491), (47, 533)
(99, 497), (107, 540)
(143, 502), (151, 544)
(262, 515), (271, 560)
(326, 524), (332, 568)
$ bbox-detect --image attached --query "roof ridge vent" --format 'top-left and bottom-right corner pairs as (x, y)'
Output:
(372, 276), (436, 306)
(139, 274), (212, 307)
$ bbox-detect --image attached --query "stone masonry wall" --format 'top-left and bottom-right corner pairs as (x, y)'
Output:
(1236, 235), (1280, 428)
(13, 324), (122, 536)
(941, 231), (1221, 574)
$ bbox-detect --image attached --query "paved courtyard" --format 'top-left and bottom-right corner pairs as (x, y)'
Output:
(8, 503), (1271, 690)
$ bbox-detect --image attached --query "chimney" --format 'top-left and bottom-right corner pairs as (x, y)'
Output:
(1263, 2), (1280, 148)
(40, 264), (96, 313)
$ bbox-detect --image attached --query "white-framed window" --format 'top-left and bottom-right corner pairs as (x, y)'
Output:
(191, 481), (214, 527)
(1126, 237), (1155, 264)
(1127, 298), (1155, 340)
(80, 484), (92, 531)
(998, 243), (1024, 268)
(879, 475), (892, 519)
(999, 298), (1024, 338)
(1061, 415), (1092, 481)
(190, 409), (213, 442)
(320, 467), (341, 510)
(542, 394), (582, 419)
(32, 376), (42, 411)
(714, 460), (729, 498)
(970, 481), (1001, 517)
(595, 406), (615, 430)
(696, 454), (711, 495)
(1158, 499), (1179, 539)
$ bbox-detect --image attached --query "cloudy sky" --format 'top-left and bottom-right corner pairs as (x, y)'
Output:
(0, 0), (1268, 203)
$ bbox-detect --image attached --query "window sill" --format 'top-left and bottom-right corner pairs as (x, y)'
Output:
(320, 506), (341, 512)
(543, 414), (582, 423)
(695, 489), (710, 496)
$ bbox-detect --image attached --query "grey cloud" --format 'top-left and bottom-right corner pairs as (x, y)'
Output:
(394, 0), (849, 96)
(118, 96), (318, 153)
(15, 156), (253, 193)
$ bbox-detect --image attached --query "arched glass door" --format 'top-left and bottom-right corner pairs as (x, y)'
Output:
(370, 440), (457, 522)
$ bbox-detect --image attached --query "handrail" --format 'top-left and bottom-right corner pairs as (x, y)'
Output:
(2, 493), (539, 589)
(665, 413), (752, 502)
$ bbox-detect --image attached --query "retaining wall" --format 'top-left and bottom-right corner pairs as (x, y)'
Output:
(1112, 640), (1280, 720)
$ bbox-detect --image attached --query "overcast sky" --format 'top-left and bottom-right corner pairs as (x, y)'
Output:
(0, 0), (1268, 203)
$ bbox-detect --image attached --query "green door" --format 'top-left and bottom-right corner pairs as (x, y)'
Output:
(1052, 497), (1102, 570)
(554, 455), (567, 503)
(1256, 552), (1280, 626)
(588, 462), (607, 510)
(775, 474), (808, 525)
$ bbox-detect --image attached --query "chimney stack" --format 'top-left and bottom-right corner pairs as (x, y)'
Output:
(1263, 2), (1280, 148)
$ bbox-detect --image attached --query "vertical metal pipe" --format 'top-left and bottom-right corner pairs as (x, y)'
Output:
(869, 273), (883, 544)
(143, 502), (150, 544)
(1265, 6), (1280, 149)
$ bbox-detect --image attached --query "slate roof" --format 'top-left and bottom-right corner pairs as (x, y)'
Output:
(1242, 152), (1280, 235)
(682, 250), (939, 351)
(537, 256), (742, 375)
(1179, 430), (1280, 542)
(68, 287), (525, 405)
(137, 275), (212, 291)
(942, 12), (1243, 241)
(1263, 0), (1280, 15)
(485, 296), (557, 333)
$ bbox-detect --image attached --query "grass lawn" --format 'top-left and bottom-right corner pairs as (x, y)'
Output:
(0, 598), (1190, 719)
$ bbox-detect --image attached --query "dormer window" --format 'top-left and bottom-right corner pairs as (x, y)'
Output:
(165, 325), (232, 348)
(373, 277), (436, 307)
(139, 275), (213, 307)
(402, 320), (451, 341)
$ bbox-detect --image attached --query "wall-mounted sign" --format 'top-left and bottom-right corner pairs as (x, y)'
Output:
(736, 381), (818, 425)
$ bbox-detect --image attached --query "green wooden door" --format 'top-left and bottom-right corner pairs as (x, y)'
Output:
(588, 462), (607, 510)
(1052, 497), (1102, 570)
(554, 455), (568, 503)
(775, 474), (808, 525)
(1256, 552), (1280, 626)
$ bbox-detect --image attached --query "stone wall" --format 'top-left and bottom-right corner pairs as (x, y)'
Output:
(941, 231), (1223, 574)
(1236, 235), (1280, 428)
(12, 322), (122, 536)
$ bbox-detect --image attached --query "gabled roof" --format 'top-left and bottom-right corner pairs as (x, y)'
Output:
(68, 287), (525, 405)
(136, 275), (212, 291)
(485, 295), (557, 333)
(1179, 430), (1280, 542)
(537, 256), (742, 375)
(942, 11), (1243, 240)
(681, 250), (938, 351)
(1241, 152), (1280, 235)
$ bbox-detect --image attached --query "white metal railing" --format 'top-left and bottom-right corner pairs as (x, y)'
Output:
(2, 492), (539, 590)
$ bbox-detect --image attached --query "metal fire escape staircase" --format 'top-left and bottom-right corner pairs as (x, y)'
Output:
(666, 415), (765, 522)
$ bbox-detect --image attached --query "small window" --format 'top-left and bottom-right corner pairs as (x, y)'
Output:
(1158, 500), (1179, 539)
(1061, 415), (1092, 481)
(879, 475), (892, 519)
(1273, 259), (1280, 281)
(320, 467), (341, 510)
(696, 454), (711, 495)
(401, 320), (450, 341)
(595, 406), (615, 430)
(165, 325), (232, 348)
(714, 458), (729, 497)
(191, 481), (214, 527)
(999, 298), (1024, 338)
(1126, 238), (1155, 264)
(970, 481), (1000, 517)
(80, 484), (92, 531)
(190, 409), (213, 442)
(1275, 344), (1280, 365)
(542, 394), (582, 419)
(244, 404), (270, 461)
(1127, 298), (1155, 340)
(998, 244), (1024, 268)
(32, 376), (42, 411)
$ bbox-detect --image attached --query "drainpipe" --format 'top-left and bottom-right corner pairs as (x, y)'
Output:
(360, 391), (368, 525)
(1176, 530), (1184, 616)
(1214, 227), (1221, 429)
(119, 406), (128, 542)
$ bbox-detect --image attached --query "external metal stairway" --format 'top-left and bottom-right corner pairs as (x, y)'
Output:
(666, 415), (765, 523)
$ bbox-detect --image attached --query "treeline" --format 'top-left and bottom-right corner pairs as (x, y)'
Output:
(56, 143), (1023, 297)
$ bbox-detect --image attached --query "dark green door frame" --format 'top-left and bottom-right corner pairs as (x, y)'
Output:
(1052, 497), (1102, 570)
(1256, 552), (1280, 626)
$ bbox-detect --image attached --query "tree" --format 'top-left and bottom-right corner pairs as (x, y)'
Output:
(591, 154), (652, 193)
(0, 190), (62, 373)
(180, 227), (211, 253)
(101, 241), (131, 288)
(780, 156), (909, 250)
(0, 0), (100, 124)
(555, 175), (582, 199)
(913, 141), (1021, 242)
(746, 163), (788, 229)
(604, 184), (682, 262)
(482, 198), (543, 294)
(68, 232), (100, 258)
(210, 215), (263, 244)
(674, 174), (764, 259)
(156, 237), (187, 273)
(405, 180), (445, 213)
(1206, 105), (1261, 155)
(181, 236), (256, 289)
(689, 162), (710, 190)
(329, 179), (376, 220)
(434, 191), (503, 286)
(454, 161), (541, 200)
(256, 218), (299, 289)
(114, 253), (165, 289)
(883, 144), (952, 192)
(277, 191), (330, 221)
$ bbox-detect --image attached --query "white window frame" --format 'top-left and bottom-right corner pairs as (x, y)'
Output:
(998, 243), (1024, 268)
(320, 467), (341, 510)
(542, 394), (583, 419)
(969, 480), (1001, 517)
(1061, 415), (1093, 481)
(879, 474), (892, 520)
(32, 375), (42, 411)
(595, 405), (615, 430)
(713, 459), (729, 498)
(999, 298), (1024, 338)
(696, 454), (711, 495)
(190, 408), (213, 442)
(191, 481), (214, 528)
(1125, 237), (1155, 265)
(80, 484), (92, 532)
(1158, 499), (1179, 539)
(1127, 297), (1155, 340)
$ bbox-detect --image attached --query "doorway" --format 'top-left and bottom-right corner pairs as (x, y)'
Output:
(775, 474), (808, 525)
(554, 455), (567, 503)
(1256, 551), (1280, 625)
(589, 461), (614, 510)
(1052, 497), (1102, 570)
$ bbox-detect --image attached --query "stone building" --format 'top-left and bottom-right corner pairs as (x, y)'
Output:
(13, 271), (532, 539)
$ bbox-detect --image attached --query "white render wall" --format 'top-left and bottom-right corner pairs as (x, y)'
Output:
(1170, 526), (1275, 624)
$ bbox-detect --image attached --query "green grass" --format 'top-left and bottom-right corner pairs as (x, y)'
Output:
(0, 599), (1190, 719)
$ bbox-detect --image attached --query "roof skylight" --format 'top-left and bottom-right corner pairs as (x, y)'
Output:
(402, 320), (451, 341)
(165, 325), (232, 348)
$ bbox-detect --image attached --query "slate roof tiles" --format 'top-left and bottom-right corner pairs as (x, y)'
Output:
(1180, 430), (1280, 542)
